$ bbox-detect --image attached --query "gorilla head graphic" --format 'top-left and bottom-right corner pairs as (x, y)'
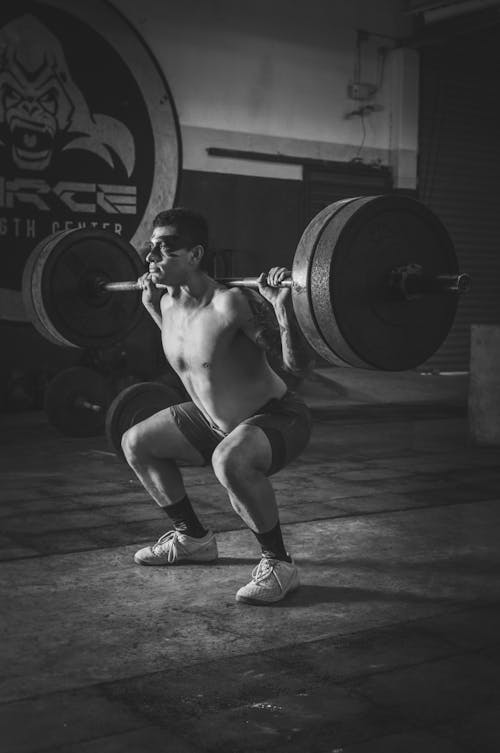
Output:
(0, 14), (135, 175)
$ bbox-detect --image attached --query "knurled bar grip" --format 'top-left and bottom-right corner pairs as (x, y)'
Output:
(102, 281), (165, 291)
(102, 276), (294, 292)
(218, 277), (294, 288)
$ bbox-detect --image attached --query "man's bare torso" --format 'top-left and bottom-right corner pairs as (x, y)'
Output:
(160, 283), (286, 432)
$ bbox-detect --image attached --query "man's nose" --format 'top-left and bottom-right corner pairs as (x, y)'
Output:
(145, 247), (160, 263)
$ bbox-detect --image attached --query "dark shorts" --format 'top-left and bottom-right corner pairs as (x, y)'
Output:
(169, 391), (312, 476)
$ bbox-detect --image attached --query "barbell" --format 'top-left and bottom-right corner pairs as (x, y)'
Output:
(44, 366), (110, 437)
(22, 195), (470, 371)
(43, 366), (186, 438)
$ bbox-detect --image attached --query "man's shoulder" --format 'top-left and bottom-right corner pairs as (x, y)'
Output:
(159, 290), (175, 312)
(212, 285), (251, 315)
(214, 286), (279, 336)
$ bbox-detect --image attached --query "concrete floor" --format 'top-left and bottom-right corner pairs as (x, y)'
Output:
(1, 369), (499, 752)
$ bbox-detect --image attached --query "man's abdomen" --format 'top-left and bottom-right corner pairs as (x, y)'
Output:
(186, 353), (287, 433)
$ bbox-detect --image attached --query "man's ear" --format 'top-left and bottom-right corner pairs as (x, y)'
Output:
(190, 244), (204, 266)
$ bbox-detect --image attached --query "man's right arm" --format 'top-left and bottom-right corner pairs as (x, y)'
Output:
(139, 274), (163, 329)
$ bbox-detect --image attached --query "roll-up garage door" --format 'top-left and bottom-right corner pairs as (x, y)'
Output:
(418, 26), (500, 371)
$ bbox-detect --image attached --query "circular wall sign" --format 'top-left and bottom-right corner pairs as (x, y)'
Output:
(0, 0), (181, 290)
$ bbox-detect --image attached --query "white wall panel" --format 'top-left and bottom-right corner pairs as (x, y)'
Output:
(112, 0), (415, 182)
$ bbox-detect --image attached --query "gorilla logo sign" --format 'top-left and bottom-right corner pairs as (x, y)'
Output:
(0, 0), (180, 293)
(0, 15), (136, 176)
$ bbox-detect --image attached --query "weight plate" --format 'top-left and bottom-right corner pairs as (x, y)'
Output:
(24, 228), (146, 348)
(310, 195), (458, 370)
(44, 366), (109, 437)
(106, 381), (184, 462)
(292, 198), (361, 367)
(22, 230), (70, 347)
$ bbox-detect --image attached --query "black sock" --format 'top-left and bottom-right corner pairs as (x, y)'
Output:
(252, 521), (291, 562)
(162, 495), (207, 538)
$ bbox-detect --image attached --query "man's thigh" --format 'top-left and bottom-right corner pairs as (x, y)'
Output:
(214, 423), (273, 475)
(242, 395), (312, 475)
(131, 406), (207, 466)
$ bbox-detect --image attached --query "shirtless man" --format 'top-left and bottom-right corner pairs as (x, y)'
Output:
(122, 207), (313, 605)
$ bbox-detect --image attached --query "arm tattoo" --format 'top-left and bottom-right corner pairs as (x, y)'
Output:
(243, 289), (313, 376)
(277, 309), (314, 376)
(242, 289), (283, 362)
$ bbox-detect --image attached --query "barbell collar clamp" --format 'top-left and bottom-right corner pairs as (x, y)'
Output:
(436, 273), (471, 293)
(389, 264), (471, 300)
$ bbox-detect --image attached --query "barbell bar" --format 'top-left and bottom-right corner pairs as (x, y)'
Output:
(98, 277), (294, 292)
(100, 268), (469, 296)
(44, 367), (109, 437)
(22, 194), (471, 371)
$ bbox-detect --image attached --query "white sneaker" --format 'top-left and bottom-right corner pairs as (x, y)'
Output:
(134, 529), (218, 566)
(235, 556), (300, 604)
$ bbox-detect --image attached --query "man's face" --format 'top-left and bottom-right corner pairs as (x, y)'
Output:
(145, 224), (199, 285)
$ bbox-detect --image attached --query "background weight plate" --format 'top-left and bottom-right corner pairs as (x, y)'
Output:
(25, 229), (146, 349)
(22, 230), (71, 347)
(106, 381), (184, 462)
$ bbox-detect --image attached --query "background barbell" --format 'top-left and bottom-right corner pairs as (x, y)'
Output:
(43, 366), (110, 438)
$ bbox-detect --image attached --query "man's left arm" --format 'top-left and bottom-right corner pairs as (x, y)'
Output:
(257, 267), (315, 378)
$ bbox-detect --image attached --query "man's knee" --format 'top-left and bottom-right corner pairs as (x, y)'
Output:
(121, 414), (202, 467)
(121, 424), (144, 464)
(212, 430), (270, 488)
(212, 442), (247, 488)
(121, 422), (160, 464)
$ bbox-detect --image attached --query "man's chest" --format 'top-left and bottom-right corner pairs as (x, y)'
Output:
(161, 306), (235, 372)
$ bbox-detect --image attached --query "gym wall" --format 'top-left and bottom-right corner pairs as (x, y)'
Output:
(0, 0), (419, 409)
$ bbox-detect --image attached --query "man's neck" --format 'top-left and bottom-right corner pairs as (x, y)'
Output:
(171, 271), (216, 305)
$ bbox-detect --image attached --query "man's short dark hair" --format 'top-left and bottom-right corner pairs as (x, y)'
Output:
(152, 207), (212, 270)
